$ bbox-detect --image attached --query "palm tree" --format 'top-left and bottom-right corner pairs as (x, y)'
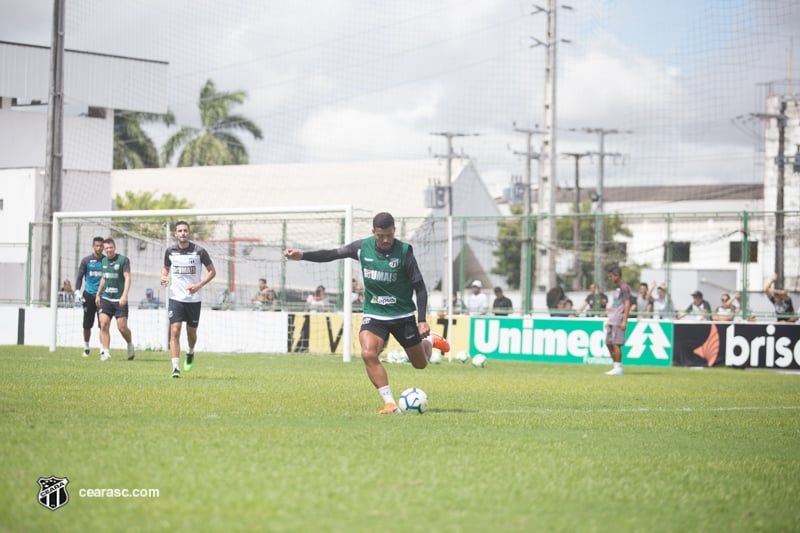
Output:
(162, 79), (263, 167)
(113, 110), (175, 169)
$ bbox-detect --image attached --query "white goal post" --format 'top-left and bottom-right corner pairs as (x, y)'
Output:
(49, 205), (354, 361)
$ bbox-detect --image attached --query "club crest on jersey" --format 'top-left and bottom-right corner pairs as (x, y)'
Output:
(389, 258), (399, 268)
(37, 476), (69, 511)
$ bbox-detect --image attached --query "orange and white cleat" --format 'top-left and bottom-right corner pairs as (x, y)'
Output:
(378, 402), (402, 414)
(431, 333), (450, 353)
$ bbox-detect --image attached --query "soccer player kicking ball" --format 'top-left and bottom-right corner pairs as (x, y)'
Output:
(284, 212), (450, 414)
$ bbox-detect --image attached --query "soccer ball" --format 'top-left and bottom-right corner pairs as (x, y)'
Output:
(429, 351), (442, 364)
(398, 387), (429, 414)
(472, 354), (487, 368)
(456, 350), (471, 363)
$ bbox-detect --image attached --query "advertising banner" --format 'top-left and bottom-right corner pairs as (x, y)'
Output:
(674, 322), (800, 370)
(470, 317), (673, 367)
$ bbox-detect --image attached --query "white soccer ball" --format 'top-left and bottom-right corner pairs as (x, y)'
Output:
(429, 351), (442, 364)
(456, 350), (471, 363)
(472, 354), (487, 368)
(398, 387), (429, 414)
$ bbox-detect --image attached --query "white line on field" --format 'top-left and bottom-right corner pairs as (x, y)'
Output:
(478, 406), (800, 415)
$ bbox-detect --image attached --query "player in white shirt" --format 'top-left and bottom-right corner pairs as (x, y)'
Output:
(160, 221), (216, 378)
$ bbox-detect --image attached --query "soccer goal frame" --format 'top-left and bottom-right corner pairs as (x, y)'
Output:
(49, 205), (354, 361)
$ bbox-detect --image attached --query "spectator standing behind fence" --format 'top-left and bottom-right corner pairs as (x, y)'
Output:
(252, 278), (277, 311)
(677, 290), (711, 320)
(58, 279), (75, 308)
(139, 288), (162, 309)
(306, 285), (330, 312)
(492, 286), (513, 316)
(465, 280), (489, 315)
(439, 291), (465, 317)
(631, 282), (653, 318)
(579, 283), (607, 317)
(651, 283), (674, 319)
(711, 293), (735, 321)
(765, 273), (797, 323)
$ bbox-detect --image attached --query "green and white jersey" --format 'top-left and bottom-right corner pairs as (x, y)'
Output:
(301, 237), (428, 322)
(99, 254), (130, 302)
(359, 237), (416, 320)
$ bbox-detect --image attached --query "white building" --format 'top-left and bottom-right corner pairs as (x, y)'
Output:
(0, 41), (168, 301)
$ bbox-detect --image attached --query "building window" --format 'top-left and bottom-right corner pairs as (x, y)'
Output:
(664, 241), (690, 263)
(87, 107), (107, 119)
(729, 241), (758, 263)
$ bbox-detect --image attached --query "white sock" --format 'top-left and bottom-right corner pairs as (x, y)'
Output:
(172, 357), (180, 370)
(614, 362), (622, 369)
(84, 342), (90, 350)
(377, 385), (395, 404)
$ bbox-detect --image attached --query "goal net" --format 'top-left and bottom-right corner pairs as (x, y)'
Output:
(49, 206), (354, 360)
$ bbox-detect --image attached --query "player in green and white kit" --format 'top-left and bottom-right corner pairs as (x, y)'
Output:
(161, 220), (216, 378)
(95, 238), (135, 361)
(284, 212), (449, 414)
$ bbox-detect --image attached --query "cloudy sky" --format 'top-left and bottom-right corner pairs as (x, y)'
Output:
(2, 0), (799, 196)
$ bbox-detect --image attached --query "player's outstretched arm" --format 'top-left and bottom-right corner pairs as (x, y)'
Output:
(284, 248), (304, 261)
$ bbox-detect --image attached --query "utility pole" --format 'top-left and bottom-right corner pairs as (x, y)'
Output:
(511, 124), (544, 313)
(531, 1), (572, 294)
(751, 101), (789, 286)
(576, 127), (630, 291)
(562, 152), (589, 289)
(41, 0), (65, 304)
(430, 131), (477, 356)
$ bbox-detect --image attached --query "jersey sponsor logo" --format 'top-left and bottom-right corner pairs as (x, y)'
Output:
(104, 272), (120, 279)
(173, 265), (197, 274)
(374, 296), (397, 305)
(363, 268), (397, 282)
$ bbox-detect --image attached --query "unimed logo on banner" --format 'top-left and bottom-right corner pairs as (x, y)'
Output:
(624, 320), (673, 367)
(471, 318), (673, 366)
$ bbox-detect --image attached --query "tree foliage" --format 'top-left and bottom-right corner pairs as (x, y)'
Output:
(113, 110), (175, 169)
(491, 205), (529, 289)
(162, 79), (263, 167)
(113, 191), (213, 241)
(555, 200), (633, 289)
(491, 201), (636, 292)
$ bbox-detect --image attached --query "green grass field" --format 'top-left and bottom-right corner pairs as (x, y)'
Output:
(1, 346), (799, 532)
